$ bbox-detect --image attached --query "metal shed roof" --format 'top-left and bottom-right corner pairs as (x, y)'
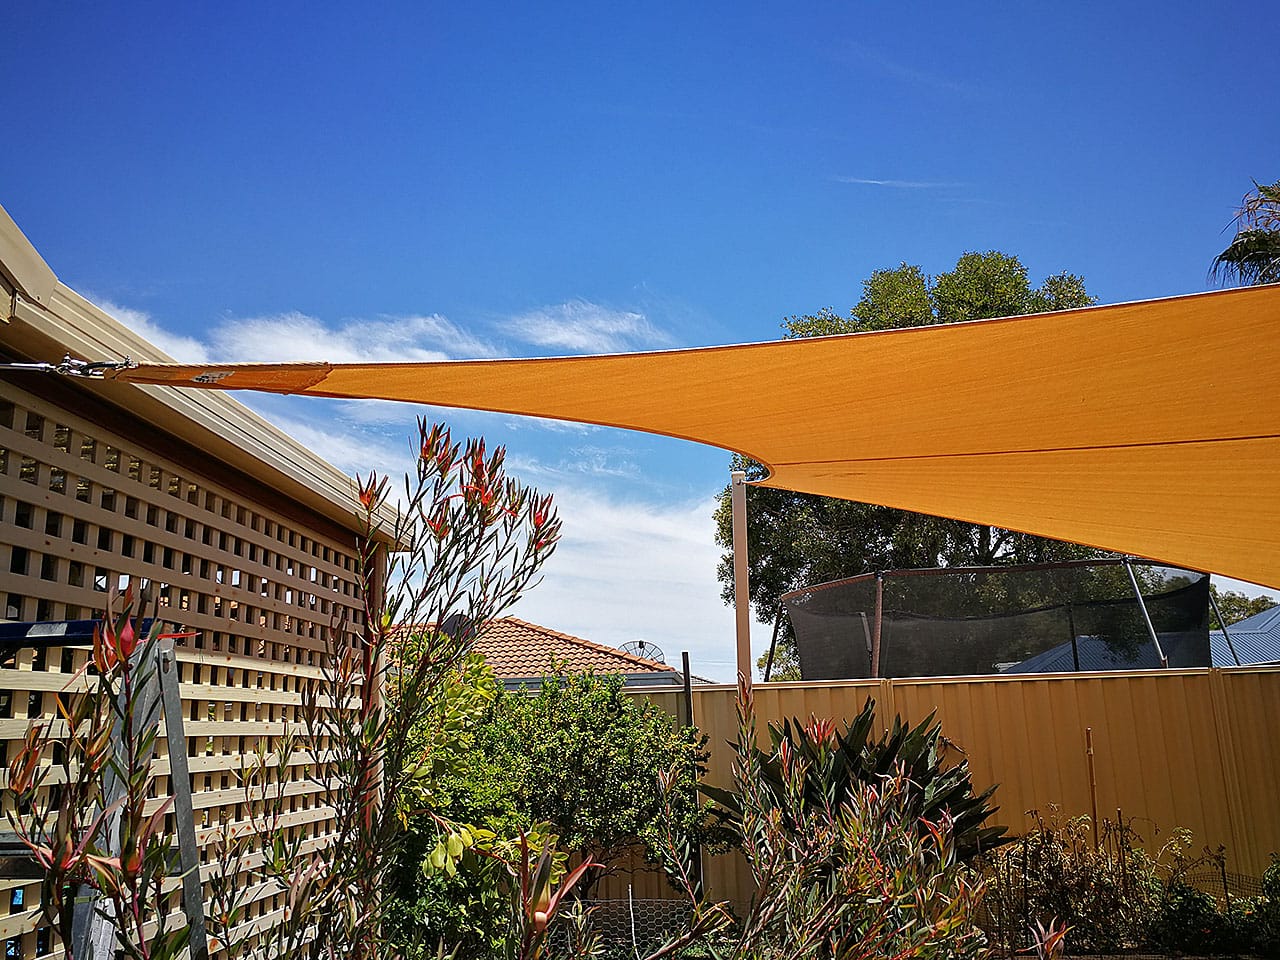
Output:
(1213, 605), (1280, 665)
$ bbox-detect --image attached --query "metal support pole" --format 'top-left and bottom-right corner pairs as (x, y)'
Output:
(158, 637), (211, 960)
(762, 609), (782, 682)
(731, 470), (752, 688)
(1066, 602), (1081, 672)
(1208, 587), (1242, 666)
(870, 573), (884, 678)
(1124, 560), (1168, 668)
(681, 651), (704, 895)
(681, 651), (695, 728)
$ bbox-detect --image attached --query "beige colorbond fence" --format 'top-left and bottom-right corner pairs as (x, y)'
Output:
(601, 667), (1280, 905)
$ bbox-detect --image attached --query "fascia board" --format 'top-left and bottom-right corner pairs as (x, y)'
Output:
(0, 204), (57, 309)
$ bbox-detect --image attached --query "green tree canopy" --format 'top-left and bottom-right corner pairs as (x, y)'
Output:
(714, 251), (1108, 678)
(1211, 179), (1280, 286)
(1210, 585), (1277, 629)
(389, 662), (717, 954)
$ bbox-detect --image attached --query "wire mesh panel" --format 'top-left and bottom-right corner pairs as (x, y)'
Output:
(785, 560), (1211, 680)
(0, 381), (367, 958)
(556, 898), (694, 955)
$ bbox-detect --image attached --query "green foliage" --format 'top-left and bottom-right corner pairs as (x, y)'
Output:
(1148, 882), (1234, 954)
(205, 419), (561, 959)
(1212, 179), (1280, 286)
(647, 684), (989, 959)
(979, 808), (1280, 956)
(702, 698), (1004, 863)
(388, 664), (719, 954)
(1211, 584), (1277, 630)
(397, 651), (501, 813)
(7, 590), (192, 960)
(1266, 854), (1280, 901)
(715, 252), (1105, 666)
(492, 671), (715, 871)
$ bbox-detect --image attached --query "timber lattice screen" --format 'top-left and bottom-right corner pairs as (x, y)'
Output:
(0, 380), (366, 959)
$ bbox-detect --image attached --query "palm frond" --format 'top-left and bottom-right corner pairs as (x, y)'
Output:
(1211, 179), (1280, 286)
(1211, 227), (1280, 286)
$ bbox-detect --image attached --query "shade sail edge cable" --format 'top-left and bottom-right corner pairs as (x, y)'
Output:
(109, 285), (1280, 589)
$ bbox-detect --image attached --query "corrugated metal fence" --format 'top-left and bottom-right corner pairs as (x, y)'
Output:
(602, 667), (1280, 905)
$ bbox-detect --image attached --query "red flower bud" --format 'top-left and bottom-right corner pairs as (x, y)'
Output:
(118, 619), (138, 659)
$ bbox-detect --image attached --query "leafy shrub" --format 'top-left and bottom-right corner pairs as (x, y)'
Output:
(204, 420), (563, 959)
(980, 807), (1189, 953)
(1149, 882), (1233, 954)
(387, 663), (721, 954)
(492, 669), (718, 879)
(702, 696), (1005, 862)
(646, 682), (989, 959)
(981, 808), (1280, 957)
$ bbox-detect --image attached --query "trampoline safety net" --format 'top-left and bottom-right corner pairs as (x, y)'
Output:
(783, 560), (1210, 680)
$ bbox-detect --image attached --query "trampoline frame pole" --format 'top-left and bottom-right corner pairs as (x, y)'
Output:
(731, 470), (752, 688)
(1124, 559), (1169, 668)
(1208, 587), (1242, 666)
(1067, 601), (1081, 672)
(763, 609), (782, 682)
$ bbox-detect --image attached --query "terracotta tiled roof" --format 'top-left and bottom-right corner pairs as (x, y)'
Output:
(472, 617), (678, 679)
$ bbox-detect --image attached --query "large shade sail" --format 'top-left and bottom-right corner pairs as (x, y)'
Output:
(113, 286), (1280, 588)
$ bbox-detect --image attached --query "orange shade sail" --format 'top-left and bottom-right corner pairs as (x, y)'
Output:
(113, 286), (1280, 588)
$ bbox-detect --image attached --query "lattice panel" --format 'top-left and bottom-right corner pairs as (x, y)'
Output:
(0, 381), (367, 958)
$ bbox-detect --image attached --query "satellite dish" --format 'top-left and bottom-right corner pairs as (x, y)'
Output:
(620, 639), (666, 664)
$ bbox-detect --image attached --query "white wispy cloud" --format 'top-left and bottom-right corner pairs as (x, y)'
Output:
(85, 297), (750, 677)
(841, 40), (982, 97)
(507, 299), (672, 354)
(94, 300), (499, 364)
(508, 445), (643, 483)
(508, 485), (754, 679)
(208, 311), (500, 363)
(99, 297), (668, 362)
(95, 299), (214, 363)
(834, 177), (959, 189)
(240, 403), (750, 679)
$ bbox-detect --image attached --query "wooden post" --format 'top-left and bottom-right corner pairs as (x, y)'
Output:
(731, 470), (752, 689)
(1086, 727), (1100, 851)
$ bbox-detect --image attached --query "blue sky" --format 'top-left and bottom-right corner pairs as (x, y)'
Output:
(3, 3), (1275, 678)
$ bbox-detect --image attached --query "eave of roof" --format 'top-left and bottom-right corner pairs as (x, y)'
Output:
(0, 202), (396, 541)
